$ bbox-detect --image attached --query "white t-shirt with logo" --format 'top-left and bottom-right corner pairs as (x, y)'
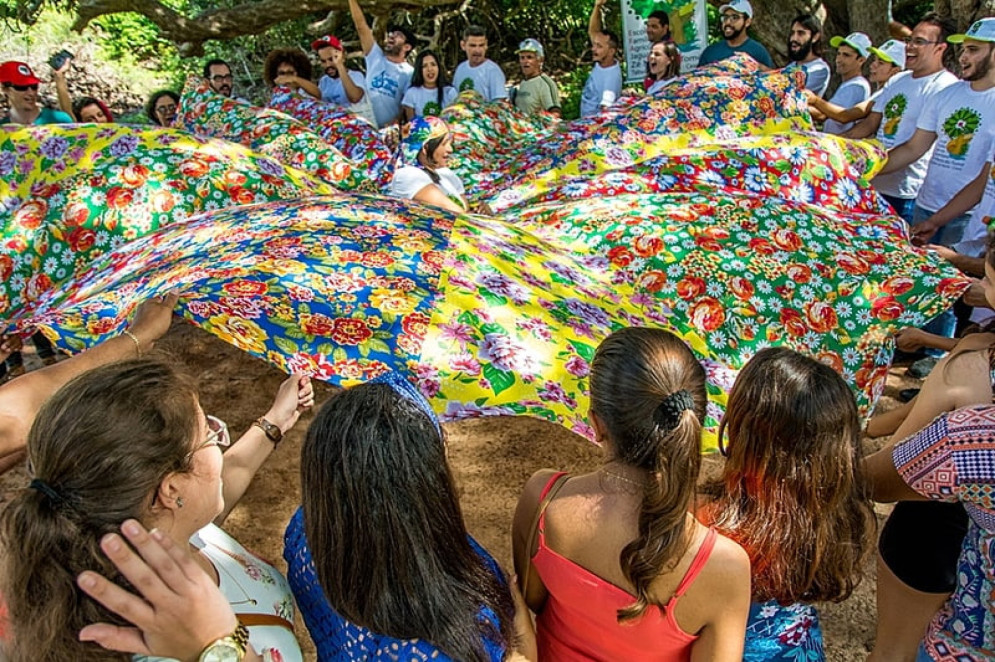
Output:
(365, 43), (414, 127)
(580, 62), (623, 117)
(916, 81), (995, 212)
(823, 76), (871, 134)
(873, 69), (959, 200)
(453, 60), (508, 101)
(401, 85), (458, 117)
(390, 166), (466, 205)
(317, 70), (377, 124)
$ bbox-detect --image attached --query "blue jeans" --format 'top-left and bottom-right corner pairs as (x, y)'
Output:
(881, 193), (916, 224)
(911, 203), (970, 248)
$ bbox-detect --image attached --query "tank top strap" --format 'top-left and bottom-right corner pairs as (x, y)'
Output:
(536, 472), (571, 540)
(672, 527), (717, 598)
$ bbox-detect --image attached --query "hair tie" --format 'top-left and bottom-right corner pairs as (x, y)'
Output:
(29, 478), (67, 507)
(654, 389), (695, 431)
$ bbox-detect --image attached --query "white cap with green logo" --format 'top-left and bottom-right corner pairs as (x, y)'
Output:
(949, 18), (995, 44)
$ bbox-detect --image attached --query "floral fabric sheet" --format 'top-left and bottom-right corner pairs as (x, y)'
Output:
(0, 56), (971, 448)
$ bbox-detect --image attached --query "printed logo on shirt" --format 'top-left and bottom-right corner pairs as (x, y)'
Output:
(942, 107), (982, 159)
(423, 101), (442, 116)
(370, 71), (400, 98)
(882, 94), (907, 138)
(459, 77), (476, 92)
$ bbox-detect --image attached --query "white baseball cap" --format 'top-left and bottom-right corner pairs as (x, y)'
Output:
(949, 18), (995, 44)
(869, 39), (906, 68)
(830, 32), (872, 59)
(718, 0), (752, 18)
(517, 38), (545, 58)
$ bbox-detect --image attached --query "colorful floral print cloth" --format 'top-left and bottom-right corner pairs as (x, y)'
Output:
(745, 601), (824, 661)
(0, 55), (971, 449)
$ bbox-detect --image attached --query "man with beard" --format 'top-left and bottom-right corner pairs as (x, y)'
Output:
(698, 0), (773, 69)
(853, 13), (958, 223)
(346, 0), (414, 128)
(583, 0), (623, 117)
(788, 14), (829, 97)
(822, 32), (871, 134)
(310, 35), (375, 124)
(204, 59), (235, 98)
(453, 26), (508, 102)
(878, 17), (995, 249)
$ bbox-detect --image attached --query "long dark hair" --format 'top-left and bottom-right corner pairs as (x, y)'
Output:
(701, 347), (875, 603)
(589, 327), (707, 621)
(411, 49), (450, 109)
(646, 40), (681, 80)
(300, 382), (514, 660)
(0, 359), (199, 661)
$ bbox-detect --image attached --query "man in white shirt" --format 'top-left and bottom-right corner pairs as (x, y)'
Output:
(346, 0), (414, 128)
(822, 32), (871, 134)
(453, 26), (508, 102)
(583, 0), (623, 117)
(312, 35), (366, 107)
(787, 14), (830, 97)
(849, 13), (958, 222)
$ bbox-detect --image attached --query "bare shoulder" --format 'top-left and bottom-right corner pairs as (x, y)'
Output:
(699, 532), (751, 587)
(513, 469), (564, 529)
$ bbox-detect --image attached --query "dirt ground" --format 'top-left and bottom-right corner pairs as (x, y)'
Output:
(1, 320), (918, 660)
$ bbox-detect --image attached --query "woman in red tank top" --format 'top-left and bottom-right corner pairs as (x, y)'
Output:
(512, 327), (751, 661)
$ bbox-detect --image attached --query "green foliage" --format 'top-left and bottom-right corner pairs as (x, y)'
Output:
(558, 64), (589, 120)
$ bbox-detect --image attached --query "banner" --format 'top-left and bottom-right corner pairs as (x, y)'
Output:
(620, 0), (708, 83)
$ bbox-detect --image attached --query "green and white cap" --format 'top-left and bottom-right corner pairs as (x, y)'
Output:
(949, 18), (995, 44)
(869, 39), (906, 68)
(829, 32), (872, 58)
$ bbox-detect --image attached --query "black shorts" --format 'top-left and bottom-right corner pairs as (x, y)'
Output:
(878, 500), (969, 594)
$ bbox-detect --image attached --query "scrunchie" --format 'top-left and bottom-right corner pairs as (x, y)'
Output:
(653, 389), (695, 431)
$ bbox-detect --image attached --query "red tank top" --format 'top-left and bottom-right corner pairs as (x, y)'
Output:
(532, 472), (716, 661)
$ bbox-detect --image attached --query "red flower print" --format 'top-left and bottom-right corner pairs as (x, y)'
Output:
(67, 227), (97, 253)
(14, 199), (47, 230)
(785, 264), (812, 284)
(729, 276), (754, 300)
(360, 251), (395, 268)
(106, 186), (134, 210)
(688, 297), (725, 331)
(330, 317), (373, 345)
(62, 201), (90, 227)
(638, 270), (667, 293)
(120, 164), (150, 187)
(301, 313), (336, 337)
(607, 245), (634, 267)
(222, 280), (267, 297)
(872, 296), (903, 321)
(770, 228), (802, 252)
(779, 308), (808, 337)
(881, 276), (914, 296)
(632, 235), (664, 257)
(401, 311), (431, 338)
(677, 276), (706, 300)
(804, 302), (838, 333)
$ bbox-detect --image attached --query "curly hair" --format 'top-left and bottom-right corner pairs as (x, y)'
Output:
(263, 48), (313, 88)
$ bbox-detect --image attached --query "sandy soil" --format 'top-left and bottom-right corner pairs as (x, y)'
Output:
(1, 320), (918, 660)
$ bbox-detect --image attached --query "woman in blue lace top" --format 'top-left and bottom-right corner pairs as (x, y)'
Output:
(284, 371), (530, 661)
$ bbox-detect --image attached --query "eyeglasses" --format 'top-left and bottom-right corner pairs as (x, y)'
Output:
(905, 37), (942, 47)
(9, 84), (38, 92)
(189, 415), (231, 456)
(155, 104), (177, 114)
(209, 74), (233, 83)
(720, 13), (745, 22)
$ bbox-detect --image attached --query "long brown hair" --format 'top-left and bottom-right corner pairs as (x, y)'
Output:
(589, 327), (707, 621)
(300, 382), (514, 660)
(702, 347), (875, 603)
(0, 359), (199, 661)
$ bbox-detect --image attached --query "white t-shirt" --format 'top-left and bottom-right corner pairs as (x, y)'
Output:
(873, 69), (958, 199)
(453, 60), (508, 101)
(390, 166), (465, 204)
(802, 58), (831, 98)
(319, 70), (366, 106)
(646, 77), (675, 95)
(365, 43), (414, 127)
(916, 81), (995, 212)
(823, 76), (871, 134)
(580, 62), (623, 117)
(402, 85), (458, 117)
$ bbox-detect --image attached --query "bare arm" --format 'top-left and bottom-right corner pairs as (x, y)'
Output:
(333, 51), (366, 104)
(274, 74), (321, 99)
(403, 104), (415, 121)
(926, 243), (986, 277)
(588, 0), (606, 41)
(910, 165), (989, 244)
(53, 67), (75, 120)
(843, 111), (882, 139)
(894, 327), (961, 354)
(689, 537), (751, 662)
(347, 0), (376, 55)
(412, 182), (467, 214)
(512, 469), (558, 613)
(806, 90), (874, 125)
(0, 294), (178, 474)
(215, 374), (313, 525)
(876, 129), (936, 176)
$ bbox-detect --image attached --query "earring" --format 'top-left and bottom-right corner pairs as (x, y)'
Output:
(176, 496), (184, 508)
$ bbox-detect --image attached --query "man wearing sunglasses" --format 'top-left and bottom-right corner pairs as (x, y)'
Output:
(0, 61), (73, 126)
(698, 0), (773, 69)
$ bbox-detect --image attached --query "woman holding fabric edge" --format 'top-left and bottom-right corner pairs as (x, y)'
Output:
(0, 358), (313, 661)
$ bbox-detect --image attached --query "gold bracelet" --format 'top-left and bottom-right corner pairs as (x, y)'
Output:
(122, 330), (142, 357)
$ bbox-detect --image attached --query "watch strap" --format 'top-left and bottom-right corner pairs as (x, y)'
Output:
(253, 417), (283, 446)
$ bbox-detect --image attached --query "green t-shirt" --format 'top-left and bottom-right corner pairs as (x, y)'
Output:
(515, 74), (560, 115)
(0, 107), (74, 125)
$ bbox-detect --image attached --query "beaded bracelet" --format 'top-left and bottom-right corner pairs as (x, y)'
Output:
(122, 330), (142, 357)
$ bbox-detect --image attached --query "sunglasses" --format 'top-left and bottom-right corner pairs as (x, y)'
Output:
(155, 104), (177, 114)
(9, 84), (39, 92)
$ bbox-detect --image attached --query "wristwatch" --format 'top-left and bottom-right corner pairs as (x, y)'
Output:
(198, 623), (249, 662)
(253, 417), (283, 446)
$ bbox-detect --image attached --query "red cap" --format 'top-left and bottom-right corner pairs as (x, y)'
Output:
(0, 61), (40, 86)
(311, 35), (343, 51)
